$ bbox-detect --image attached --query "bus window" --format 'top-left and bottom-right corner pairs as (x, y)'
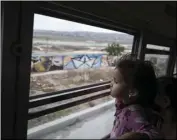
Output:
(145, 54), (169, 77)
(31, 14), (133, 96)
(145, 44), (170, 77)
(146, 44), (170, 51)
(28, 13), (134, 138)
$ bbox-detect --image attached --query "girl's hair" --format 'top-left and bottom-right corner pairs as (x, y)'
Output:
(157, 76), (177, 121)
(115, 53), (157, 108)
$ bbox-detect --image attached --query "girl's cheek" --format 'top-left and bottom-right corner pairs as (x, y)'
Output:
(110, 85), (120, 97)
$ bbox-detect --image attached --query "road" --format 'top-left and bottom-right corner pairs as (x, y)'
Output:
(40, 107), (115, 139)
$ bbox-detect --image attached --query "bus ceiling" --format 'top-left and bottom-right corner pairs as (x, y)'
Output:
(46, 1), (176, 47)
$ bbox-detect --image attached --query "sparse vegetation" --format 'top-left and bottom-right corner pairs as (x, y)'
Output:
(30, 67), (114, 95)
(105, 42), (125, 66)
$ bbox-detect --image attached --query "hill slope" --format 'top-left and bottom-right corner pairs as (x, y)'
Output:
(33, 30), (133, 45)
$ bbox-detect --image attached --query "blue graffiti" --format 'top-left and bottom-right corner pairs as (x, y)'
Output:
(31, 52), (108, 72)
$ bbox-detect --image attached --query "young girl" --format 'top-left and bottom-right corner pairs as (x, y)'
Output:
(109, 54), (163, 139)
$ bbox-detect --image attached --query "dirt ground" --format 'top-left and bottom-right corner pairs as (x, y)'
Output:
(30, 67), (114, 95)
(28, 67), (114, 129)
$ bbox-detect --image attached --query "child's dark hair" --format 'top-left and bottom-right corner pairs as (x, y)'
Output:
(116, 53), (157, 108)
(157, 76), (177, 121)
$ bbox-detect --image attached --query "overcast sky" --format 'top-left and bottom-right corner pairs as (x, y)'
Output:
(34, 14), (122, 34)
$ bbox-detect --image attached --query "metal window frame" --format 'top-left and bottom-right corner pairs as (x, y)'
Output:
(145, 49), (170, 55)
(1, 2), (139, 139)
(2, 2), (34, 139)
(2, 2), (20, 138)
(167, 41), (177, 76)
(132, 32), (141, 55)
(137, 31), (147, 60)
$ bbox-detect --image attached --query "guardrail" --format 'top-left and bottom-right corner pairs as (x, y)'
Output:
(28, 81), (111, 120)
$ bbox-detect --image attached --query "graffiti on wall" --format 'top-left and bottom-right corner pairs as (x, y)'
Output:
(64, 54), (102, 69)
(31, 53), (109, 72)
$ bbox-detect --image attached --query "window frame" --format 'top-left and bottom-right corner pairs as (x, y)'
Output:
(144, 44), (173, 77)
(2, 2), (139, 139)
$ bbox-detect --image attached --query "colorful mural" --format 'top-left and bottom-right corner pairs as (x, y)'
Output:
(32, 56), (53, 72)
(64, 54), (102, 70)
(31, 53), (109, 72)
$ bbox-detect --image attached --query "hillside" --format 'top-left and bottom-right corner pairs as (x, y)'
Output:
(33, 30), (133, 45)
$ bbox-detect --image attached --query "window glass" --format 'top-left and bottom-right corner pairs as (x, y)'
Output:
(28, 14), (134, 138)
(30, 14), (134, 96)
(146, 44), (170, 51)
(145, 54), (169, 77)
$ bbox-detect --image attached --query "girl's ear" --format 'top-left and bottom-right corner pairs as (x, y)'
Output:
(128, 89), (139, 97)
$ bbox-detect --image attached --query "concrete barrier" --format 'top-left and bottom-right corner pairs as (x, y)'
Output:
(27, 100), (115, 139)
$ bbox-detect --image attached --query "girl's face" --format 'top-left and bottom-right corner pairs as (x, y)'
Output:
(110, 68), (129, 101)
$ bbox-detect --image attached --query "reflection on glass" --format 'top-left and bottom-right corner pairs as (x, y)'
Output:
(145, 54), (169, 77)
